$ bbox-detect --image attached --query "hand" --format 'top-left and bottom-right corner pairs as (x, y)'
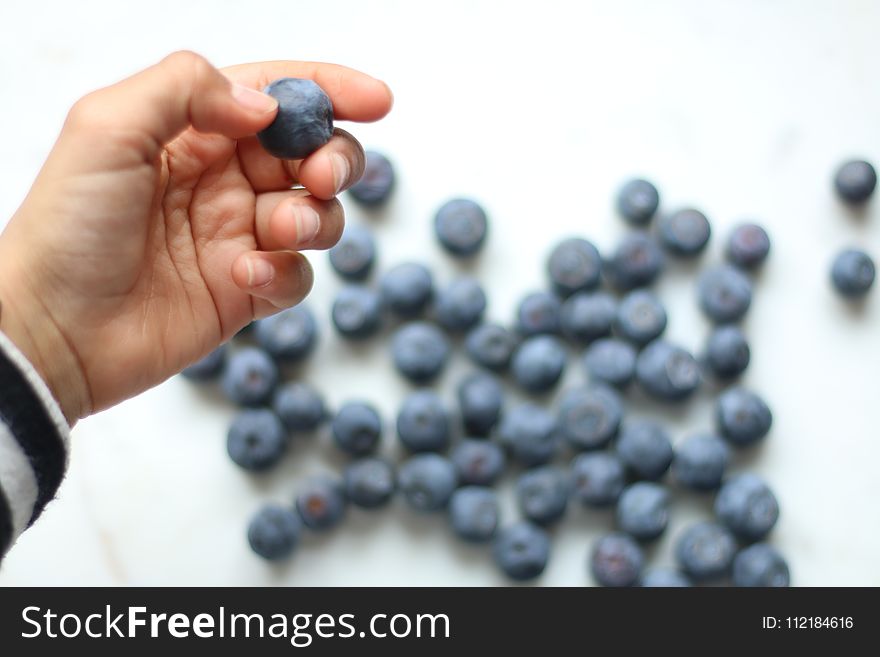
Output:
(0, 51), (393, 424)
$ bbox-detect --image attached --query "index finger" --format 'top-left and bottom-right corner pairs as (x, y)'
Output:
(222, 60), (393, 123)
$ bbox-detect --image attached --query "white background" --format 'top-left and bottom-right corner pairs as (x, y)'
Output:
(1, 0), (878, 586)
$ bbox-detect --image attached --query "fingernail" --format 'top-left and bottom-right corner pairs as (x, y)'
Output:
(292, 204), (321, 245)
(246, 257), (274, 287)
(331, 153), (350, 194)
(231, 83), (278, 113)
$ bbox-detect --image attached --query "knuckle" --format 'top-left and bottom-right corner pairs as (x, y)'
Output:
(65, 92), (105, 131)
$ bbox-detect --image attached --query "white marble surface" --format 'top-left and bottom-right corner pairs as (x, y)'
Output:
(1, 0), (879, 586)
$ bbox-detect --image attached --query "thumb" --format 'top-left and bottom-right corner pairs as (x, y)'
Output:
(62, 50), (278, 152)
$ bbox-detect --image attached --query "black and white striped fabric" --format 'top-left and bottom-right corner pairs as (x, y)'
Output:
(0, 331), (70, 560)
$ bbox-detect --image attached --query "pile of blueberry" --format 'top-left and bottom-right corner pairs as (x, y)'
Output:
(182, 152), (876, 587)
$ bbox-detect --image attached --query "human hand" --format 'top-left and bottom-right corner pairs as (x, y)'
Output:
(0, 51), (393, 424)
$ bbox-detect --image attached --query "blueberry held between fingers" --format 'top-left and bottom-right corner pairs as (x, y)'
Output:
(396, 390), (451, 452)
(831, 248), (875, 298)
(616, 178), (660, 226)
(398, 454), (458, 512)
(451, 439), (506, 487)
(557, 386), (623, 451)
(331, 285), (382, 339)
(464, 323), (518, 372)
(725, 223), (770, 269)
(714, 473), (779, 542)
(675, 521), (737, 580)
(583, 338), (637, 388)
(516, 291), (562, 336)
(658, 209), (711, 257)
(498, 403), (560, 467)
(640, 569), (692, 587)
(716, 387), (773, 446)
(332, 401), (383, 456)
(570, 452), (626, 507)
(247, 504), (302, 561)
(516, 465), (570, 526)
(227, 409), (287, 471)
(672, 433), (729, 492)
(328, 225), (376, 281)
(435, 277), (487, 331)
(616, 482), (670, 542)
(390, 322), (450, 383)
(511, 335), (567, 393)
(380, 263), (434, 317)
(493, 522), (551, 581)
(697, 265), (752, 323)
(295, 476), (347, 530)
(834, 159), (877, 204)
(560, 291), (617, 345)
(732, 543), (790, 587)
(257, 78), (334, 160)
(273, 382), (327, 432)
(182, 344), (227, 381)
(635, 340), (701, 402)
(449, 486), (500, 543)
(590, 533), (644, 587)
(343, 457), (396, 509)
(457, 372), (504, 436)
(434, 198), (489, 256)
(616, 420), (674, 480)
(221, 347), (279, 407)
(348, 150), (395, 206)
(255, 305), (317, 363)
(607, 232), (665, 291)
(615, 290), (668, 346)
(546, 237), (603, 296)
(705, 325), (751, 379)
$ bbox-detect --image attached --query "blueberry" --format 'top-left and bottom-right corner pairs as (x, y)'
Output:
(615, 290), (667, 346)
(635, 340), (701, 402)
(332, 401), (382, 455)
(546, 238), (602, 296)
(227, 409), (286, 471)
(272, 382), (327, 432)
(434, 198), (488, 256)
(390, 322), (450, 383)
(672, 433), (729, 492)
(616, 482), (670, 542)
(254, 305), (317, 363)
(616, 421), (673, 480)
(516, 291), (562, 336)
(705, 325), (750, 379)
(398, 453), (458, 512)
(570, 452), (625, 507)
(493, 522), (551, 581)
(714, 473), (779, 542)
(831, 248), (875, 298)
(435, 277), (487, 331)
(457, 372), (504, 436)
(557, 386), (623, 451)
(397, 390), (450, 452)
(347, 150), (395, 206)
(221, 347), (279, 407)
(247, 504), (301, 561)
(583, 338), (637, 388)
(380, 263), (434, 317)
(182, 344), (227, 381)
(295, 476), (347, 530)
(328, 225), (376, 280)
(716, 387), (773, 447)
(331, 285), (382, 340)
(451, 439), (506, 486)
(464, 323), (518, 372)
(834, 159), (877, 204)
(511, 335), (567, 393)
(725, 223), (770, 269)
(732, 543), (790, 587)
(515, 465), (570, 526)
(658, 209), (711, 256)
(449, 486), (500, 542)
(607, 232), (665, 290)
(257, 78), (333, 160)
(590, 533), (644, 587)
(697, 265), (752, 323)
(343, 457), (396, 509)
(616, 178), (660, 226)
(498, 403), (560, 466)
(675, 521), (737, 580)
(560, 291), (617, 345)
(640, 568), (692, 587)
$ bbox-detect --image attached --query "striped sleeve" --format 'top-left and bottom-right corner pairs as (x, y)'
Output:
(0, 330), (70, 561)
